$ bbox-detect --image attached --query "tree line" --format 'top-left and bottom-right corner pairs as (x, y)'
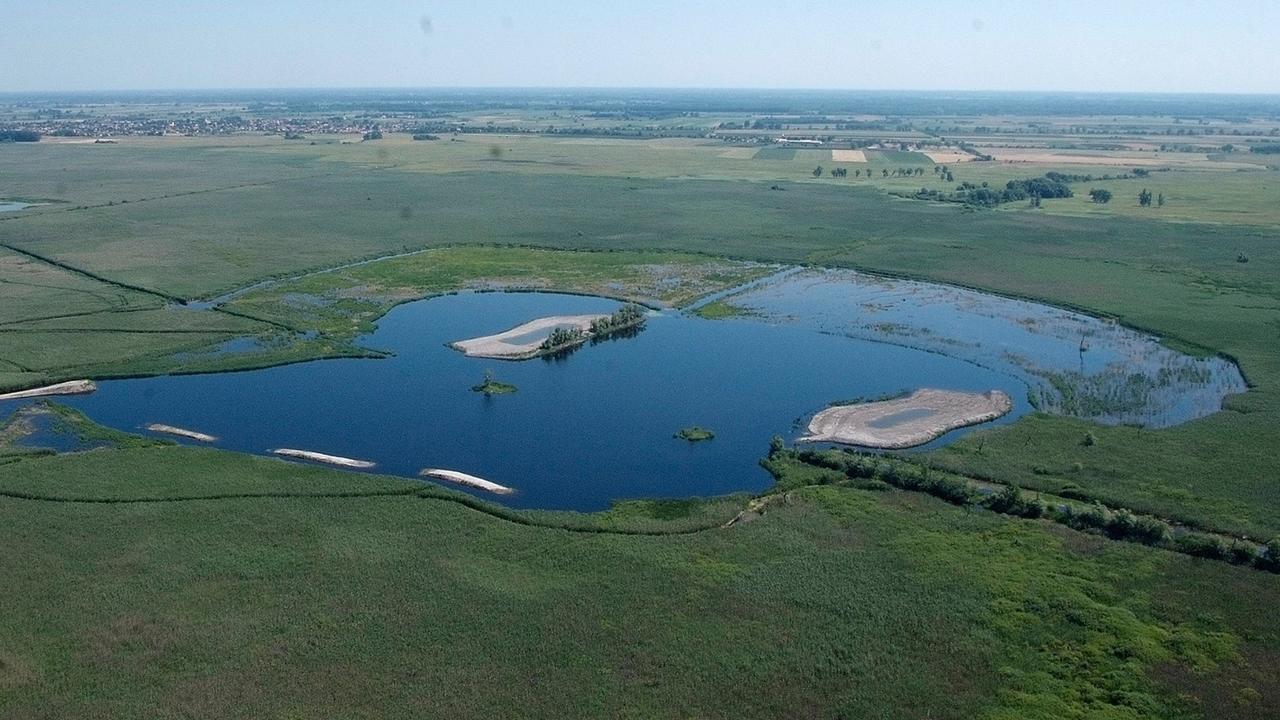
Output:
(0, 130), (41, 142)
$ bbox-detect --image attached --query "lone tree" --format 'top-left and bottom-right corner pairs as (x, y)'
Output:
(1138, 188), (1153, 207)
(812, 165), (823, 178)
(1157, 193), (1165, 207)
(1089, 188), (1112, 204)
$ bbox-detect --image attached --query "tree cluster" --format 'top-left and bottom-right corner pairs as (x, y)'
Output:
(540, 326), (585, 351)
(589, 305), (645, 337)
(912, 173), (1073, 207)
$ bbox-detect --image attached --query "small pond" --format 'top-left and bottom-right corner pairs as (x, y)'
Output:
(0, 271), (1245, 511)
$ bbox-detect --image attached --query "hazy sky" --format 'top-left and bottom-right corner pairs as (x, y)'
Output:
(2, 0), (1277, 93)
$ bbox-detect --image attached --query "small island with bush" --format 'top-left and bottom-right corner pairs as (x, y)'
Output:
(471, 370), (517, 395)
(674, 426), (715, 442)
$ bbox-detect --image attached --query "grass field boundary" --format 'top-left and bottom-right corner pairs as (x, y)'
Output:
(0, 241), (184, 303)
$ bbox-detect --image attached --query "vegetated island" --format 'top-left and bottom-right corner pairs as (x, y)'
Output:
(799, 388), (1012, 449)
(675, 426), (715, 442)
(145, 424), (218, 443)
(0, 380), (97, 401)
(420, 468), (515, 495)
(450, 304), (647, 360)
(471, 370), (517, 395)
(271, 448), (376, 469)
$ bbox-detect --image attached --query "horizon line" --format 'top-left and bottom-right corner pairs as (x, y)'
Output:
(3, 86), (1280, 99)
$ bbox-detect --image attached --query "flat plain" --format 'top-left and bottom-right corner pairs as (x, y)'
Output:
(2, 96), (1279, 718)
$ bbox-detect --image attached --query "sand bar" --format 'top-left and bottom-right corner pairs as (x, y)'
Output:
(146, 424), (217, 443)
(421, 468), (515, 495)
(799, 388), (1012, 449)
(0, 380), (97, 401)
(272, 448), (376, 469)
(451, 314), (607, 360)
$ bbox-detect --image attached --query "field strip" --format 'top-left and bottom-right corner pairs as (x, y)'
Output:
(0, 171), (341, 224)
(831, 149), (867, 162)
(0, 241), (183, 303)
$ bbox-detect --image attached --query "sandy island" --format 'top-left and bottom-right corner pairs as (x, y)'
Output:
(146, 424), (218, 443)
(0, 380), (97, 401)
(450, 314), (608, 360)
(799, 388), (1012, 449)
(271, 448), (376, 469)
(421, 468), (515, 495)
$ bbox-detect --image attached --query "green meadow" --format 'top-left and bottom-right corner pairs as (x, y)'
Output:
(1, 122), (1278, 717)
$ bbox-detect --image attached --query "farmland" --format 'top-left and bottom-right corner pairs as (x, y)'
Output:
(2, 90), (1279, 718)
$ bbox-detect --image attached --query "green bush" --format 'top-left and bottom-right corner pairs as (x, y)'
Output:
(1175, 533), (1228, 560)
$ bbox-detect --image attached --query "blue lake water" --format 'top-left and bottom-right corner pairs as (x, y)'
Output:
(2, 271), (1246, 511)
(17, 291), (1030, 510)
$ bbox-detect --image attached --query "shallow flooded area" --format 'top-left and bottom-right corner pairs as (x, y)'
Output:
(720, 269), (1246, 427)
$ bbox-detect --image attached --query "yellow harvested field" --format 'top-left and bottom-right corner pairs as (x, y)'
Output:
(831, 149), (867, 162)
(923, 150), (976, 164)
(987, 149), (1204, 166)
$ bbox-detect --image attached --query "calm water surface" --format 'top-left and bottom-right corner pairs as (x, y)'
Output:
(4, 271), (1245, 510)
(41, 292), (1027, 510)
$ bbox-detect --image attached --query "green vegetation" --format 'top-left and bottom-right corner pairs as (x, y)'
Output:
(674, 426), (715, 442)
(911, 173), (1080, 207)
(692, 299), (756, 319)
(588, 304), (646, 337)
(539, 325), (586, 351)
(768, 446), (1278, 571)
(1, 445), (1275, 718)
(471, 370), (517, 396)
(2, 101), (1280, 716)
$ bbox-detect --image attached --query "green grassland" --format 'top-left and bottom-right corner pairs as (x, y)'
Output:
(2, 128), (1280, 717)
(0, 446), (1276, 719)
(1, 140), (1278, 535)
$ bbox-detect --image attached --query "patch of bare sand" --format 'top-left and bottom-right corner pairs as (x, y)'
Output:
(0, 380), (97, 401)
(421, 469), (514, 495)
(271, 448), (376, 469)
(799, 388), (1011, 449)
(451, 314), (606, 360)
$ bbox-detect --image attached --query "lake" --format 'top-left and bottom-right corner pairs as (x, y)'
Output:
(2, 272), (1245, 510)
